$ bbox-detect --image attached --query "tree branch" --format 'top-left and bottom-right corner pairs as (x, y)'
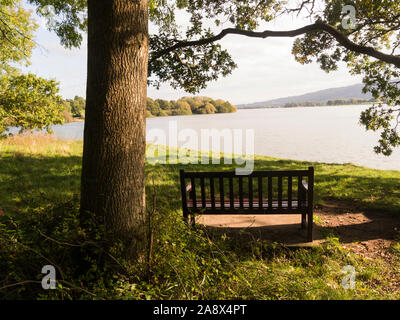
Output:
(150, 21), (400, 68)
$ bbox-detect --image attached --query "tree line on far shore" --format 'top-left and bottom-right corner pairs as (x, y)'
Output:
(61, 96), (237, 122)
(59, 96), (378, 123)
(146, 96), (237, 117)
(1, 89), (237, 136)
(282, 98), (376, 108)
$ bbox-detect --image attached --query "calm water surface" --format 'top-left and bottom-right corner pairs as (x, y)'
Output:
(49, 105), (400, 171)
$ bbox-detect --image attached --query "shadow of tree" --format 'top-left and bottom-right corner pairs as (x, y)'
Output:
(201, 223), (310, 246)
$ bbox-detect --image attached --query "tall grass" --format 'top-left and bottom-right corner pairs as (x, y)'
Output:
(0, 133), (79, 156)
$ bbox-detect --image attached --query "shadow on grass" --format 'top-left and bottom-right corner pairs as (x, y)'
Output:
(201, 223), (310, 246)
(0, 153), (82, 214)
(199, 216), (399, 246)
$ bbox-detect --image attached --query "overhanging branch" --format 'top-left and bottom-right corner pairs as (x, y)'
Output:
(150, 21), (400, 68)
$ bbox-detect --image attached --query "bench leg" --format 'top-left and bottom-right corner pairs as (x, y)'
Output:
(301, 213), (306, 229)
(307, 210), (313, 242)
(183, 214), (196, 227)
(183, 211), (189, 225)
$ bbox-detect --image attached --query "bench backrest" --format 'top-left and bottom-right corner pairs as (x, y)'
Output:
(180, 167), (314, 215)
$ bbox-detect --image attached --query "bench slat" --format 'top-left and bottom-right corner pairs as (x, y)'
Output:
(239, 176), (243, 208)
(229, 177), (234, 209)
(248, 176), (253, 209)
(210, 177), (215, 209)
(191, 177), (197, 209)
(278, 176), (283, 209)
(288, 176), (292, 209)
(297, 176), (302, 208)
(219, 176), (224, 209)
(258, 176), (263, 209)
(268, 176), (272, 209)
(200, 177), (206, 207)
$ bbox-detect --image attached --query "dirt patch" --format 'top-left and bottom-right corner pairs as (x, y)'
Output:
(198, 214), (312, 245)
(197, 200), (400, 260)
(315, 200), (400, 260)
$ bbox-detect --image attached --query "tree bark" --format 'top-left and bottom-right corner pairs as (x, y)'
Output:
(81, 0), (148, 261)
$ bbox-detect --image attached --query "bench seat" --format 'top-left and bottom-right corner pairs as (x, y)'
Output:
(187, 198), (307, 211)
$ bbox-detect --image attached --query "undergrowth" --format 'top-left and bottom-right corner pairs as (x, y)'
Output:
(0, 198), (399, 299)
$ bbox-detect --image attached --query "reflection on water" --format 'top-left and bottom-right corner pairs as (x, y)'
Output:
(47, 105), (400, 171)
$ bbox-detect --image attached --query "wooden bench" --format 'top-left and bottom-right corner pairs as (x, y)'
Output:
(179, 167), (314, 242)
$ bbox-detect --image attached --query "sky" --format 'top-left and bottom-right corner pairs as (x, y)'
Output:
(21, 4), (364, 106)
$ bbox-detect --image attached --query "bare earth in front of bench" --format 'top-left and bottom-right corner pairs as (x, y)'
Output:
(197, 214), (319, 246)
(197, 200), (400, 254)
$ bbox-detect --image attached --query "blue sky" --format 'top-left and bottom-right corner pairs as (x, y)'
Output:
(21, 5), (364, 105)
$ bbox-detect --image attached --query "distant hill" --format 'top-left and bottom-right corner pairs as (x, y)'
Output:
(237, 83), (373, 109)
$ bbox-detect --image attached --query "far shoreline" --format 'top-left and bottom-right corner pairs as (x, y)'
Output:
(236, 102), (374, 111)
(66, 103), (374, 122)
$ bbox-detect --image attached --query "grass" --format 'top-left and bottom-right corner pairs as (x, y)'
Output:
(0, 134), (399, 299)
(0, 134), (82, 214)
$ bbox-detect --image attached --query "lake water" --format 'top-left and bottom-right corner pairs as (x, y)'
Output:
(48, 105), (400, 171)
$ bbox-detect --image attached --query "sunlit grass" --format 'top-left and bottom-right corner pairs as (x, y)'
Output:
(0, 133), (81, 156)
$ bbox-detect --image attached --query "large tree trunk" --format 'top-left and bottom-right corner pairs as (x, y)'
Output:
(81, 0), (148, 261)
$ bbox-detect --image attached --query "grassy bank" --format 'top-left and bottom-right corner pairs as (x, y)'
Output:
(0, 135), (399, 299)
